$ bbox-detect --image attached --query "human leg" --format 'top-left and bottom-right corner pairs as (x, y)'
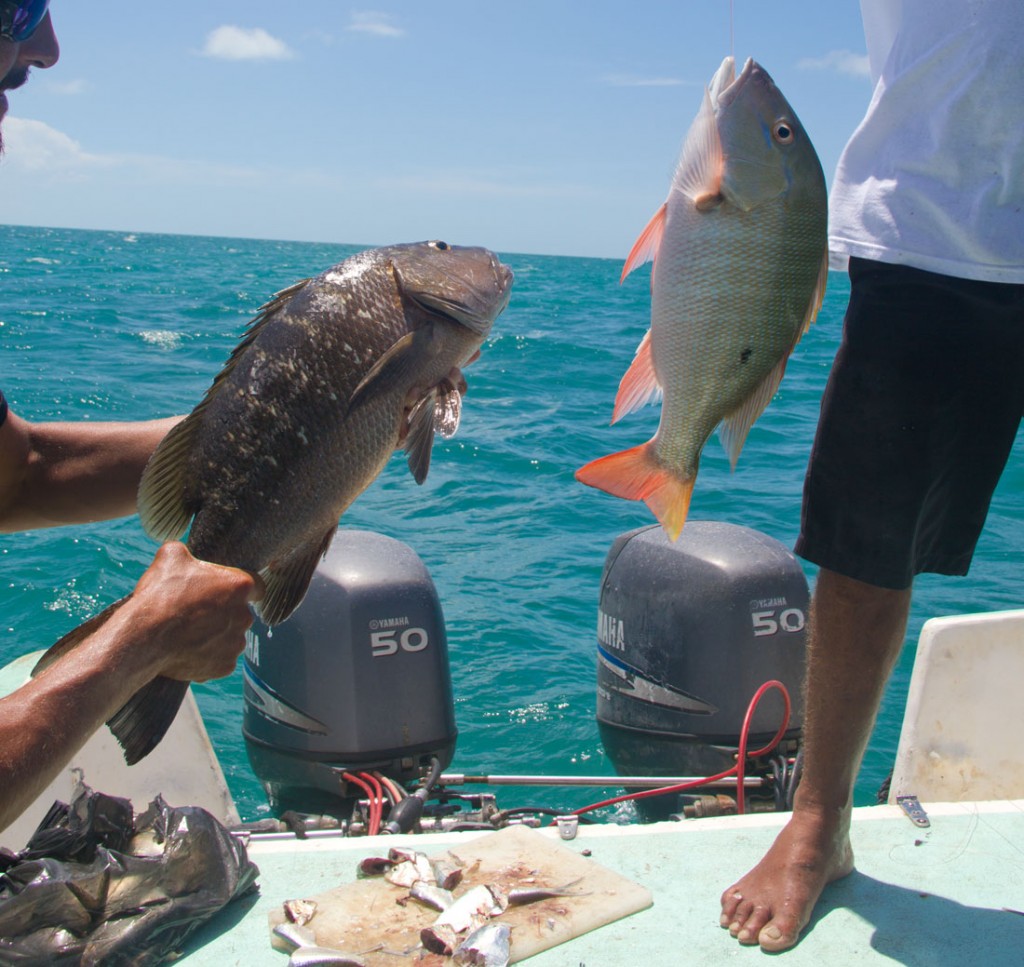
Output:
(719, 567), (911, 950)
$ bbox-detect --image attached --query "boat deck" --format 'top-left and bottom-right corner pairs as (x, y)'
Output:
(180, 798), (1024, 966)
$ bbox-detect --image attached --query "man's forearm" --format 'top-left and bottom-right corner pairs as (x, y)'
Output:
(0, 414), (181, 531)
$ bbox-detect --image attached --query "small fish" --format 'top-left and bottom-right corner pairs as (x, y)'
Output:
(577, 57), (827, 540)
(284, 898), (318, 926)
(421, 923), (460, 956)
(453, 922), (512, 967)
(507, 878), (587, 906)
(410, 881), (456, 912)
(385, 850), (436, 888)
(431, 858), (464, 891)
(287, 946), (367, 967)
(274, 922), (317, 950)
(33, 241), (513, 764)
(356, 856), (394, 878)
(433, 884), (504, 933)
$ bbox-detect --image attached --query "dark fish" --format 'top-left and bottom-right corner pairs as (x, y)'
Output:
(34, 241), (513, 764)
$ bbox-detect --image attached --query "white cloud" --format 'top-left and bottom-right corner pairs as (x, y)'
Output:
(201, 25), (295, 61)
(0, 117), (265, 187)
(604, 74), (687, 88)
(797, 50), (871, 79)
(1, 117), (109, 171)
(48, 79), (89, 96)
(348, 12), (405, 38)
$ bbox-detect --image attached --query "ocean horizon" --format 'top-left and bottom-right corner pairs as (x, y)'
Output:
(3, 222), (1022, 822)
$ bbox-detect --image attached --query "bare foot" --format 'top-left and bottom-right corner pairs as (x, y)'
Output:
(719, 808), (855, 952)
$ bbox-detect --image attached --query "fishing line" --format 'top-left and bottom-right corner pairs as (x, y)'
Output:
(730, 0), (735, 61)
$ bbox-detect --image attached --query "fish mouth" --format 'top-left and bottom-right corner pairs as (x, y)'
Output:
(708, 56), (759, 112)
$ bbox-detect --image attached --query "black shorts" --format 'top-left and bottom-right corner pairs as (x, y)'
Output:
(795, 257), (1024, 590)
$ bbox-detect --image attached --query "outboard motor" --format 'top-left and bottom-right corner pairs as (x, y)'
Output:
(243, 529), (457, 816)
(596, 522), (808, 810)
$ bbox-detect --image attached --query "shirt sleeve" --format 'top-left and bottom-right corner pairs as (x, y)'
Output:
(0, 389), (7, 428)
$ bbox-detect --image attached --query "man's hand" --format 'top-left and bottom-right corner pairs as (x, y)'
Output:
(126, 542), (265, 682)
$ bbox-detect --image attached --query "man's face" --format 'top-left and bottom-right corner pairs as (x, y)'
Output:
(0, 10), (60, 152)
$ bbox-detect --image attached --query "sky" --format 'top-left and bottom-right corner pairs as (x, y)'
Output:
(1, 1), (872, 259)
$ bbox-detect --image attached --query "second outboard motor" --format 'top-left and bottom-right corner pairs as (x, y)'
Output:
(596, 522), (808, 791)
(243, 529), (457, 816)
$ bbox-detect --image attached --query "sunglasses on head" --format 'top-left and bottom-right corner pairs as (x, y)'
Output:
(0, 0), (48, 43)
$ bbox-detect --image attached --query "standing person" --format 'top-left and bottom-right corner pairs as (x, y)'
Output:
(719, 0), (1024, 952)
(0, 4), (262, 833)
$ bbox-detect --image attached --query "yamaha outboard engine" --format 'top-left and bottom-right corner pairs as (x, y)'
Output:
(243, 529), (457, 816)
(596, 522), (808, 814)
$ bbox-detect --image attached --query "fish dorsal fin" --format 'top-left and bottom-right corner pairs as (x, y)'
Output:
(347, 331), (422, 415)
(404, 393), (436, 485)
(673, 87), (724, 208)
(621, 204), (667, 283)
(137, 277), (313, 542)
(258, 526), (336, 626)
(32, 597), (130, 677)
(611, 330), (662, 424)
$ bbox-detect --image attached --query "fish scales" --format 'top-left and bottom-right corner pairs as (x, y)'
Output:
(33, 241), (513, 765)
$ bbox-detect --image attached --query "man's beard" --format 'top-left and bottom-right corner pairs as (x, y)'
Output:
(0, 66), (32, 156)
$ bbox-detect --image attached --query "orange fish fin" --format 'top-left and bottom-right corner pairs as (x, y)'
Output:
(576, 444), (695, 541)
(621, 204), (667, 283)
(611, 330), (662, 424)
(674, 87), (723, 205)
(718, 355), (790, 469)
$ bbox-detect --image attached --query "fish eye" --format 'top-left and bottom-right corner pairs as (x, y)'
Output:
(431, 240), (450, 251)
(773, 121), (795, 144)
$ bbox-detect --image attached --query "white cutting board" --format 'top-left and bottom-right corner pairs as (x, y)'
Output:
(267, 824), (653, 963)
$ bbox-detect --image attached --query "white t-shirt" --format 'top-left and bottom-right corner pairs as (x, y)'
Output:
(828, 0), (1024, 283)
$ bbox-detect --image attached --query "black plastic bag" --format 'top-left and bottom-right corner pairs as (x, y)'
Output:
(0, 785), (259, 966)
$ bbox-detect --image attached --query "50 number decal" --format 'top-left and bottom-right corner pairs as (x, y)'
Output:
(371, 627), (430, 656)
(751, 608), (805, 637)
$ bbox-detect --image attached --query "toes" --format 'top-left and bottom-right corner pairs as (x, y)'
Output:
(758, 919), (801, 953)
(719, 888), (744, 926)
(733, 903), (773, 945)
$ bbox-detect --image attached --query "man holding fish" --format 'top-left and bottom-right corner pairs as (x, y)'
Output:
(716, 0), (1024, 953)
(578, 0), (1022, 954)
(0, 4), (263, 833)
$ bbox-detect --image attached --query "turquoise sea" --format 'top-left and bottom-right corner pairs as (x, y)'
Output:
(2, 223), (1022, 822)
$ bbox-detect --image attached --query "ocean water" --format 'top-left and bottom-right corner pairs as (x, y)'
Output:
(2, 223), (1022, 822)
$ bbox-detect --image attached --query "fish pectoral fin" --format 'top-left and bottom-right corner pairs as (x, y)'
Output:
(576, 443), (695, 541)
(621, 204), (667, 283)
(347, 331), (422, 415)
(31, 597), (131, 677)
(258, 527), (337, 626)
(803, 249), (830, 334)
(107, 676), (190, 765)
(612, 330), (662, 424)
(433, 377), (463, 439)
(718, 354), (791, 469)
(405, 393), (437, 485)
(674, 86), (724, 206)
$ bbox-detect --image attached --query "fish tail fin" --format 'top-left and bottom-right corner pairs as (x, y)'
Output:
(107, 677), (190, 766)
(576, 443), (695, 540)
